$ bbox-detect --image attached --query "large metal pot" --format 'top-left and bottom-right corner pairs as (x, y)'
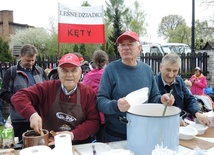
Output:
(126, 104), (181, 155)
(22, 129), (49, 148)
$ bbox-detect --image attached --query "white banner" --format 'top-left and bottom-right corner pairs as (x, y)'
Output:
(58, 3), (105, 43)
(58, 3), (104, 25)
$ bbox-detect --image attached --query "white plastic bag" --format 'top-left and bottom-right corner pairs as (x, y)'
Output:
(5, 115), (12, 128)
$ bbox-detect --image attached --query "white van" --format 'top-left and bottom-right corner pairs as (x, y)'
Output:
(141, 43), (191, 55)
(141, 43), (171, 55)
(161, 43), (191, 54)
(137, 43), (167, 60)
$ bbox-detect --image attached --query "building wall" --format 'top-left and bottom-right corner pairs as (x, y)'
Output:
(0, 10), (33, 42)
(0, 10), (14, 41)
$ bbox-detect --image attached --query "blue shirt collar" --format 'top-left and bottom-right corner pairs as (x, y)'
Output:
(61, 83), (77, 95)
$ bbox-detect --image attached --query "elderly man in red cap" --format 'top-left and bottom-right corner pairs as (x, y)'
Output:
(97, 31), (174, 142)
(11, 53), (100, 145)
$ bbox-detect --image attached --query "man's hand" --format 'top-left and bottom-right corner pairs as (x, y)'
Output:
(30, 113), (43, 134)
(180, 120), (187, 126)
(118, 98), (131, 112)
(195, 112), (211, 126)
(160, 93), (175, 106)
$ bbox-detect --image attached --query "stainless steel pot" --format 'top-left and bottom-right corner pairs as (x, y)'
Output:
(125, 104), (181, 155)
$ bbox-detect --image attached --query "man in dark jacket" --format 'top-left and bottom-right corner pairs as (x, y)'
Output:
(0, 44), (48, 142)
(154, 53), (210, 126)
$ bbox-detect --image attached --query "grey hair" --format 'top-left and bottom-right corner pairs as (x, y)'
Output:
(20, 44), (38, 57)
(161, 53), (181, 65)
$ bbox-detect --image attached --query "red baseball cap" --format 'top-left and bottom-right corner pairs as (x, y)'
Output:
(116, 31), (140, 44)
(58, 53), (81, 67)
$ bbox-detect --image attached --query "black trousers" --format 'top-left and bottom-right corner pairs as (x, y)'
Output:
(12, 122), (32, 143)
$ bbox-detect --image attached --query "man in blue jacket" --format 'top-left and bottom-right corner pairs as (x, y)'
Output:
(154, 53), (210, 126)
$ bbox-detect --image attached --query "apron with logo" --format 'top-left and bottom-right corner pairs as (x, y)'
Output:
(44, 85), (91, 144)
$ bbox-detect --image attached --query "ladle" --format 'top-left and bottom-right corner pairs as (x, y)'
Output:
(39, 129), (45, 145)
(162, 89), (173, 116)
(40, 129), (44, 136)
(50, 130), (57, 136)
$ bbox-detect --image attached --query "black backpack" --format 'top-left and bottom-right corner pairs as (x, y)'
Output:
(10, 65), (44, 80)
(10, 65), (44, 115)
(48, 67), (58, 80)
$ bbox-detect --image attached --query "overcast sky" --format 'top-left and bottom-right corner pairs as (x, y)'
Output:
(0, 0), (213, 43)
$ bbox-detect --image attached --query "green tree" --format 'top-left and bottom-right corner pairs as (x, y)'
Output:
(0, 37), (13, 62)
(45, 16), (59, 57)
(82, 1), (91, 6)
(168, 25), (191, 45)
(158, 14), (214, 50)
(124, 0), (147, 37)
(105, 0), (147, 58)
(158, 15), (186, 41)
(79, 44), (87, 56)
(195, 19), (214, 49)
(105, 0), (128, 58)
(73, 45), (79, 53)
(10, 27), (50, 56)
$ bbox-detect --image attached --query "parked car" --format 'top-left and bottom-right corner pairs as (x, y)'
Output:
(141, 43), (171, 55)
(140, 43), (191, 56)
(161, 43), (191, 54)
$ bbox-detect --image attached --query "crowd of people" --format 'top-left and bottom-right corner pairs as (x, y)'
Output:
(0, 30), (213, 146)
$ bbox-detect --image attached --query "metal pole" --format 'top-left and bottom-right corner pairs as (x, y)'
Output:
(191, 0), (195, 53)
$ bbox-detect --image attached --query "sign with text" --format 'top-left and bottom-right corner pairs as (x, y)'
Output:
(58, 3), (105, 44)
